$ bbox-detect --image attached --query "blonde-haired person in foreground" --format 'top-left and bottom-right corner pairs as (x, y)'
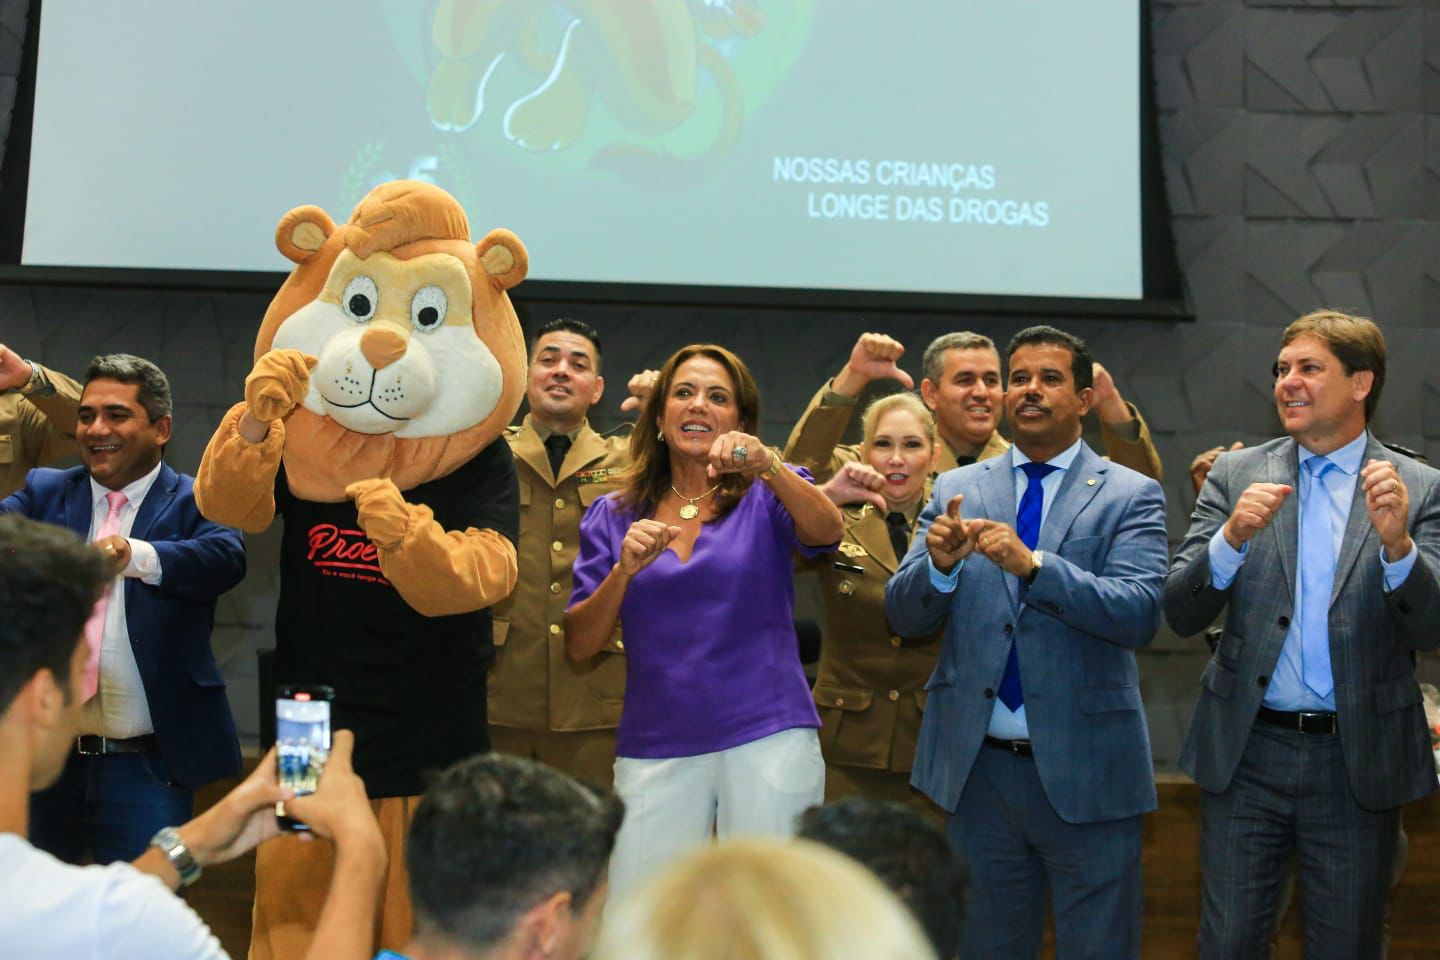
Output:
(591, 838), (939, 960)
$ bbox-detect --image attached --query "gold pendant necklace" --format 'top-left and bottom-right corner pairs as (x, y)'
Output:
(671, 482), (720, 519)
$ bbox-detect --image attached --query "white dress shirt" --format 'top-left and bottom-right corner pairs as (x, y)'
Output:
(80, 461), (166, 738)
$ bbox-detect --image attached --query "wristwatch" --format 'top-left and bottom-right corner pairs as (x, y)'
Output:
(150, 826), (202, 888)
(1026, 549), (1044, 584)
(760, 447), (783, 480)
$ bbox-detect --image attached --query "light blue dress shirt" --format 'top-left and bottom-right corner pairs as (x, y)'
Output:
(1207, 431), (1416, 711)
(929, 438), (1084, 739)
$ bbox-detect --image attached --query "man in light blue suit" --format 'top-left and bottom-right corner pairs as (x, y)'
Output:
(1166, 311), (1438, 958)
(886, 326), (1168, 959)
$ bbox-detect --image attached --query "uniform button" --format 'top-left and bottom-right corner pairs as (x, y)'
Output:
(1277, 616), (1290, 628)
(838, 580), (854, 596)
(615, 639), (624, 651)
(551, 540), (564, 553)
(1257, 675), (1268, 687)
(554, 498), (566, 510)
(984, 688), (995, 699)
(835, 697), (846, 707)
(550, 582), (562, 594)
(890, 636), (902, 648)
(1003, 623), (1013, 635)
(549, 624), (561, 636)
(888, 690), (900, 701)
(1191, 583), (1203, 595)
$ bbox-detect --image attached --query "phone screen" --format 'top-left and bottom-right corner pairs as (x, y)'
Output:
(275, 685), (333, 831)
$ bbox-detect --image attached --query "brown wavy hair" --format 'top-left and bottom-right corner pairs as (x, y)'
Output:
(620, 344), (761, 519)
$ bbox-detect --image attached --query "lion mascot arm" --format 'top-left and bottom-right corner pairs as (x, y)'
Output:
(346, 476), (517, 617)
(195, 207), (337, 533)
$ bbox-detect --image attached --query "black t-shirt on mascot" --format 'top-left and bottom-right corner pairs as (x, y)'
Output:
(273, 440), (519, 797)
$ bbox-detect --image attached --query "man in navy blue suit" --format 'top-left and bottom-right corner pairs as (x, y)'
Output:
(0, 353), (245, 864)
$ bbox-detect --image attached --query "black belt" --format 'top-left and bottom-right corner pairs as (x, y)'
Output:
(983, 736), (1034, 757)
(76, 734), (157, 755)
(1257, 706), (1338, 735)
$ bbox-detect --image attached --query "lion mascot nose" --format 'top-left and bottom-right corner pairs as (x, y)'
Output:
(360, 326), (408, 369)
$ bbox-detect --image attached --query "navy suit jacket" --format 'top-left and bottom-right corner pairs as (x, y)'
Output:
(1, 463), (245, 788)
(885, 442), (1168, 823)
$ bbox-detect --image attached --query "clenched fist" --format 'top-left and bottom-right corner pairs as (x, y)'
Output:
(345, 478), (413, 549)
(1222, 482), (1292, 550)
(245, 349), (317, 423)
(619, 519), (681, 576)
(820, 462), (887, 510)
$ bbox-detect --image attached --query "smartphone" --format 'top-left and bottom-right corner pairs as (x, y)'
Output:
(274, 684), (335, 831)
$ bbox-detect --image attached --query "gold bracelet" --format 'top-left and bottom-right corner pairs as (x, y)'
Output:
(761, 448), (783, 480)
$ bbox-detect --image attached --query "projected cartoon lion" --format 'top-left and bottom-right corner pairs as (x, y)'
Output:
(195, 180), (525, 957)
(426, 0), (766, 182)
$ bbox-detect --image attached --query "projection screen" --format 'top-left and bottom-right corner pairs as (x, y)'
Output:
(23, 1), (1142, 300)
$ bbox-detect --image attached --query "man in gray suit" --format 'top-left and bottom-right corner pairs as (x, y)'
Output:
(1166, 310), (1440, 959)
(886, 325), (1168, 959)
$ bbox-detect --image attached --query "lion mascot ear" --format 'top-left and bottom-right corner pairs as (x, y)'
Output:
(274, 206), (337, 263)
(476, 229), (528, 291)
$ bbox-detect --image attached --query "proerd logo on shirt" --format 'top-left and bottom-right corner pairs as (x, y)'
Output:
(306, 524), (391, 586)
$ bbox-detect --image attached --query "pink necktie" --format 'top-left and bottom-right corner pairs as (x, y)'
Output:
(81, 491), (128, 701)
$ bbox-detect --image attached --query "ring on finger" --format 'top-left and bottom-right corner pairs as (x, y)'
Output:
(732, 445), (748, 465)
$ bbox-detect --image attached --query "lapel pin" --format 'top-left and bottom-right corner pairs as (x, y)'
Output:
(1087, 478), (1097, 486)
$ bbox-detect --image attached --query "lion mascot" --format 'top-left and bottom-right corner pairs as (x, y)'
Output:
(195, 180), (525, 958)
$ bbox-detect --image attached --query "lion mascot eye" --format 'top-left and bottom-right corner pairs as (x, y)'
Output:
(342, 275), (378, 321)
(411, 285), (447, 333)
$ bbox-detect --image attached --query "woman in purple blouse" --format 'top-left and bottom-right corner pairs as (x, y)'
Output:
(565, 344), (843, 902)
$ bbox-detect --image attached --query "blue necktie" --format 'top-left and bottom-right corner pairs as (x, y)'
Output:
(1299, 456), (1337, 699)
(997, 461), (1059, 711)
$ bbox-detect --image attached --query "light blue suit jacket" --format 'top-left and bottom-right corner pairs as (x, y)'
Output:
(885, 441), (1168, 823)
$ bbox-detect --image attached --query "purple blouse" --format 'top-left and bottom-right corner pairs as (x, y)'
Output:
(570, 466), (833, 759)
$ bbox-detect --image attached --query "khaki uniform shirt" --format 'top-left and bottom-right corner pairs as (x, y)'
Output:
(490, 416), (629, 732)
(805, 496), (946, 772)
(0, 363), (82, 498)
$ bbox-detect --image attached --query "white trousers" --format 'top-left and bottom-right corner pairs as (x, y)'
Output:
(607, 726), (824, 906)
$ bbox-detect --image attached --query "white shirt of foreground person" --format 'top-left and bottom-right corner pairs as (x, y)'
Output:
(0, 833), (226, 959)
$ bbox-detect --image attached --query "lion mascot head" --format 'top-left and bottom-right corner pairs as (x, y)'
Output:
(257, 179), (526, 501)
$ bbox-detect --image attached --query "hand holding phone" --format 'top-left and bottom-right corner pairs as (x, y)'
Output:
(275, 684), (335, 831)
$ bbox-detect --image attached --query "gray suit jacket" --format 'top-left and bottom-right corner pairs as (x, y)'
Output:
(1165, 434), (1440, 810)
(885, 441), (1168, 823)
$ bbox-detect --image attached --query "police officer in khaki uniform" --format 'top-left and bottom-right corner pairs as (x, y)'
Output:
(0, 343), (81, 498)
(786, 332), (1164, 812)
(490, 317), (638, 785)
(805, 394), (946, 815)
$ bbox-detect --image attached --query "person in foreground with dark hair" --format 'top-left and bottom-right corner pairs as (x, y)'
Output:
(886, 325), (1168, 958)
(1166, 310), (1439, 958)
(0, 353), (246, 863)
(797, 797), (968, 959)
(376, 752), (624, 960)
(0, 514), (385, 960)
